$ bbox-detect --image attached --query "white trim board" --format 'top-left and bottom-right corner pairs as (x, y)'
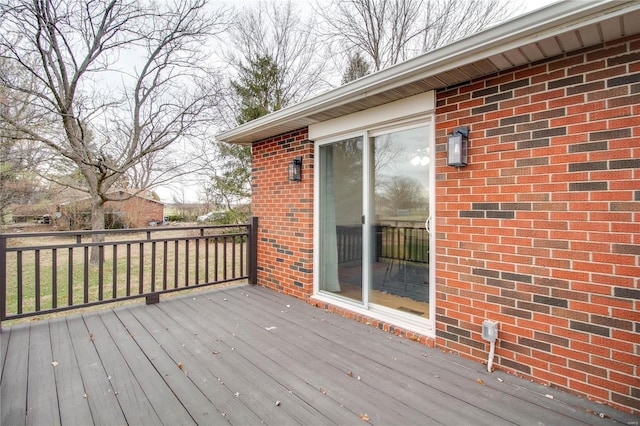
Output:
(309, 91), (435, 141)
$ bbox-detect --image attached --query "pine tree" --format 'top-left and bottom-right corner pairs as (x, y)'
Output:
(342, 52), (371, 84)
(231, 54), (284, 124)
(208, 54), (285, 221)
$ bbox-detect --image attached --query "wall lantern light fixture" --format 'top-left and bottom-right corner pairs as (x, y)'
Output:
(288, 156), (302, 181)
(447, 126), (469, 167)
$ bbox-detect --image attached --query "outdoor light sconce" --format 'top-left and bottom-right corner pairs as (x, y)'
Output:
(288, 156), (302, 181)
(447, 126), (469, 167)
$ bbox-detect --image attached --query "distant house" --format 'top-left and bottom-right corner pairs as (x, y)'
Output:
(59, 190), (164, 229)
(8, 204), (51, 224)
(217, 2), (640, 415)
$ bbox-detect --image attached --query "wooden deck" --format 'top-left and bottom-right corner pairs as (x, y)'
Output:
(2, 284), (638, 425)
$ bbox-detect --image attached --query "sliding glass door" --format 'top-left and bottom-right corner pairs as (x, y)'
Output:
(318, 124), (432, 320)
(318, 136), (363, 301)
(369, 126), (430, 317)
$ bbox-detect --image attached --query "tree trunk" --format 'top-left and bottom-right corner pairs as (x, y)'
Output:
(90, 195), (106, 263)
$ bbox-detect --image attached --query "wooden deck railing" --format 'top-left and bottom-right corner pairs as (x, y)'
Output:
(0, 217), (258, 323)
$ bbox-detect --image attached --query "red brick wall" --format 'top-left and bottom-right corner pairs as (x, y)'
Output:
(435, 34), (640, 414)
(252, 129), (314, 299)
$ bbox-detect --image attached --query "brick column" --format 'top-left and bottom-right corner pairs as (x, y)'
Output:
(252, 128), (314, 299)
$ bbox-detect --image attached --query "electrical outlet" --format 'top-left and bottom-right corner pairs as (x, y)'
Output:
(482, 319), (498, 342)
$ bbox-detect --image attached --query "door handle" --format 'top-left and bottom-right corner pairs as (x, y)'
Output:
(425, 216), (432, 234)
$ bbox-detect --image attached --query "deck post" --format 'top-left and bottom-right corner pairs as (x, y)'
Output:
(248, 216), (258, 285)
(146, 293), (160, 305)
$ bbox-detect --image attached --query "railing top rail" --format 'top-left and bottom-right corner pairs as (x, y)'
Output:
(0, 224), (248, 240)
(377, 218), (428, 224)
(4, 232), (250, 252)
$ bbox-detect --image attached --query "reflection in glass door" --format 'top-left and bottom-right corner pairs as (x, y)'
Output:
(369, 126), (430, 318)
(318, 136), (363, 301)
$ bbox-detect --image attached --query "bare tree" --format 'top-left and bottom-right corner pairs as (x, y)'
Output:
(419, 0), (514, 51)
(0, 0), (229, 242)
(227, 0), (329, 111)
(316, 0), (516, 72)
(380, 175), (426, 214)
(202, 1), (329, 218)
(0, 59), (52, 227)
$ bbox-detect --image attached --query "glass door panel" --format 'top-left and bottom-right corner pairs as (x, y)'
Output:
(369, 126), (430, 318)
(318, 137), (363, 302)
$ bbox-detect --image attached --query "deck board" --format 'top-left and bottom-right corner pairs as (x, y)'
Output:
(148, 299), (303, 425)
(235, 286), (591, 425)
(161, 296), (336, 424)
(97, 310), (196, 425)
(169, 294), (375, 424)
(65, 315), (127, 425)
(26, 321), (60, 426)
(206, 287), (448, 424)
(2, 324), (30, 425)
(49, 317), (94, 426)
(128, 301), (264, 425)
(113, 308), (222, 425)
(2, 283), (639, 426)
(162, 298), (357, 424)
(0, 326), (9, 376)
(257, 288), (604, 425)
(217, 285), (508, 425)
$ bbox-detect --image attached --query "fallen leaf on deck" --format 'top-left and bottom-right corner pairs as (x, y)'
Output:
(359, 413), (370, 421)
(89, 333), (94, 341)
(476, 378), (485, 385)
(346, 371), (353, 377)
(51, 361), (59, 367)
(319, 387), (326, 394)
(177, 362), (183, 370)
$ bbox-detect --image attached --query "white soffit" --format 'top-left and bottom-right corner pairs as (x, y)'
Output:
(217, 1), (640, 145)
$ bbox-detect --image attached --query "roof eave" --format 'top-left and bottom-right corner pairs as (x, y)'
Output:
(216, 0), (638, 145)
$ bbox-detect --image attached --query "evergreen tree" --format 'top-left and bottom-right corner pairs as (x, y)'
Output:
(208, 54), (285, 221)
(342, 52), (371, 84)
(231, 55), (284, 124)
